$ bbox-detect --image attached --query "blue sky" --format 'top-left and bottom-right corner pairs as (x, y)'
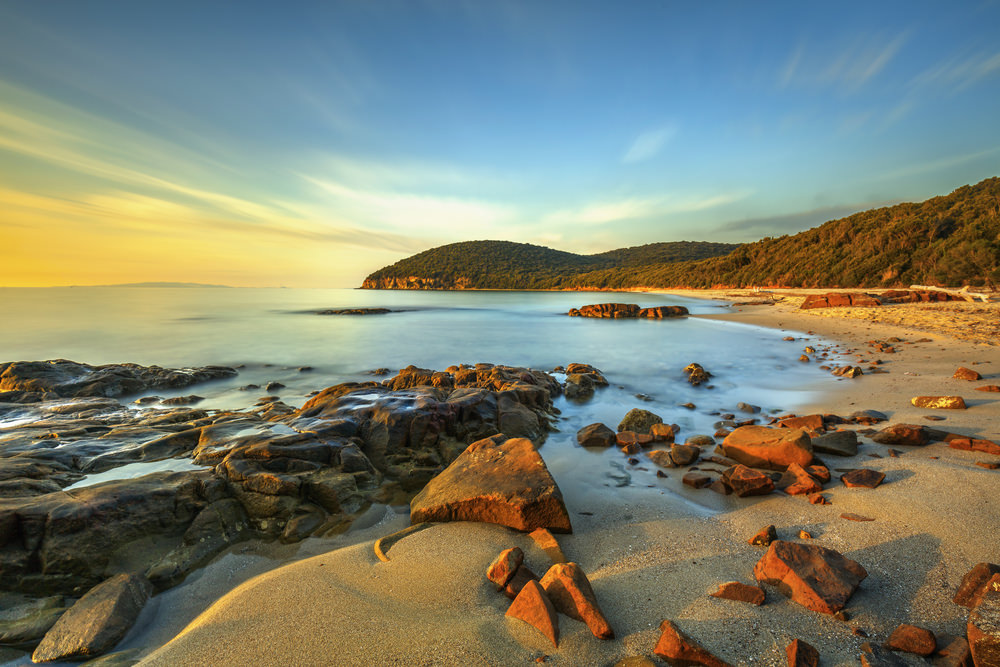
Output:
(1, 0), (999, 286)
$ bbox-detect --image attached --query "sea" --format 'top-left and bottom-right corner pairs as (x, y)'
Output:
(0, 287), (850, 663)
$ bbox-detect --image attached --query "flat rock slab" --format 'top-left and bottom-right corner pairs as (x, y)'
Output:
(32, 573), (152, 663)
(410, 435), (572, 533)
(753, 540), (867, 614)
(885, 623), (936, 656)
(871, 424), (930, 446)
(812, 430), (859, 457)
(840, 469), (886, 489)
(911, 395), (967, 409)
(720, 426), (813, 471)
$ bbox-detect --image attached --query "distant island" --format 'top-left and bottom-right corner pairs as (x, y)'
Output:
(362, 177), (1000, 290)
(77, 282), (233, 288)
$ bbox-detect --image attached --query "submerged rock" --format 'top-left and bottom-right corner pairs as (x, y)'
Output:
(409, 435), (572, 533)
(32, 573), (152, 663)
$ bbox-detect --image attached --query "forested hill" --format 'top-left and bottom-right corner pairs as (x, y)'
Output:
(360, 240), (737, 289)
(361, 177), (1000, 290)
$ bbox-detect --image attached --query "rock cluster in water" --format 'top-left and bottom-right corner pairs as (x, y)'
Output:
(567, 303), (689, 318)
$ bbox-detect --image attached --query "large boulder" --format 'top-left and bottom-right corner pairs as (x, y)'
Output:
(753, 540), (867, 614)
(32, 573), (152, 663)
(720, 426), (813, 471)
(617, 408), (663, 434)
(568, 303), (641, 318)
(576, 423), (616, 448)
(409, 435), (572, 533)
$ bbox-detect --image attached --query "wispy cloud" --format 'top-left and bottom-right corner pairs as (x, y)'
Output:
(912, 50), (1000, 92)
(622, 125), (677, 163)
(779, 32), (907, 91)
(544, 189), (752, 227)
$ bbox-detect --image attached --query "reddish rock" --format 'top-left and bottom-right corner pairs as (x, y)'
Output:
(640, 305), (690, 318)
(410, 435), (572, 533)
(568, 303), (640, 318)
(800, 293), (882, 309)
(723, 464), (775, 497)
(753, 540), (867, 614)
(976, 385), (1000, 392)
(749, 525), (777, 547)
(977, 461), (1000, 470)
(786, 639), (820, 667)
(708, 479), (732, 495)
(798, 530), (812, 540)
(487, 547), (524, 590)
(529, 528), (567, 564)
(808, 493), (830, 505)
(841, 513), (874, 522)
(778, 414), (825, 433)
(832, 365), (864, 378)
(654, 619), (733, 667)
(503, 565), (539, 600)
(954, 564), (1000, 608)
(812, 430), (859, 457)
(683, 472), (712, 489)
(683, 363), (713, 387)
(721, 426), (814, 471)
(617, 431), (655, 448)
(710, 581), (765, 605)
(840, 469), (886, 489)
(577, 423), (616, 448)
(954, 367), (983, 381)
(949, 438), (1000, 456)
(807, 465), (831, 483)
(911, 396), (967, 410)
(885, 623), (936, 656)
(968, 583), (1000, 666)
(649, 450), (677, 469)
(539, 562), (613, 639)
(650, 423), (677, 442)
(934, 636), (973, 667)
(506, 579), (559, 647)
(671, 444), (701, 466)
(871, 424), (930, 446)
(778, 463), (822, 496)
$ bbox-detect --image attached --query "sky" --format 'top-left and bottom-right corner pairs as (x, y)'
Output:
(1, 1), (999, 287)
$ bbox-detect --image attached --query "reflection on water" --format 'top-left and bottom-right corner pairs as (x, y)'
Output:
(64, 459), (211, 491)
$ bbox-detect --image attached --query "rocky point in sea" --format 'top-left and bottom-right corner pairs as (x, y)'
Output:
(0, 358), (581, 658)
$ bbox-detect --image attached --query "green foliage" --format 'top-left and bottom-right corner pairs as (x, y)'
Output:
(362, 178), (1000, 289)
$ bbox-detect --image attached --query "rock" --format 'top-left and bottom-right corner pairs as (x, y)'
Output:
(798, 530), (812, 540)
(539, 562), (613, 639)
(638, 305), (690, 318)
(832, 365), (864, 378)
(852, 410), (888, 425)
(709, 581), (765, 605)
(861, 642), (909, 667)
(654, 619), (732, 666)
(684, 363), (712, 387)
(954, 564), (1000, 608)
(567, 303), (639, 318)
(753, 540), (867, 614)
(670, 444), (701, 466)
(786, 639), (820, 667)
(807, 465), (831, 483)
(722, 464), (775, 497)
(649, 450), (677, 469)
(617, 431), (654, 449)
(316, 307), (392, 315)
(649, 423), (676, 442)
(503, 565), (539, 600)
(949, 437), (1000, 456)
(505, 579), (559, 648)
(968, 584), (1000, 666)
(885, 623), (936, 656)
(812, 430), (859, 457)
(564, 373), (595, 400)
(871, 424), (930, 446)
(720, 426), (813, 471)
(934, 636), (973, 667)
(487, 547), (525, 590)
(617, 409), (663, 434)
(32, 574), (152, 663)
(409, 435), (572, 533)
(576, 423), (616, 448)
(529, 528), (567, 564)
(912, 396), (967, 409)
(685, 435), (716, 447)
(614, 658), (657, 667)
(800, 292), (882, 309)
(737, 402), (761, 414)
(0, 360), (237, 398)
(976, 385), (1000, 392)
(778, 415), (824, 433)
(749, 525), (777, 547)
(841, 513), (875, 522)
(682, 472), (712, 489)
(778, 463), (822, 496)
(840, 469), (886, 488)
(954, 367), (983, 381)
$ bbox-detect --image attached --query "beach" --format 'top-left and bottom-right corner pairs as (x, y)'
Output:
(132, 291), (1000, 666)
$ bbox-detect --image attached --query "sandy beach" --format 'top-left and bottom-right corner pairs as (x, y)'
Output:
(138, 291), (1000, 667)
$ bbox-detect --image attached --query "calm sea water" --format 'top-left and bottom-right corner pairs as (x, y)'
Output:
(0, 287), (839, 434)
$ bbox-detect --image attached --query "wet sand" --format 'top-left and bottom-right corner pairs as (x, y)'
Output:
(139, 292), (1000, 666)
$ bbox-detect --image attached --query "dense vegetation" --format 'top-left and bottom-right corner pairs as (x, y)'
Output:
(362, 178), (1000, 290)
(362, 240), (737, 289)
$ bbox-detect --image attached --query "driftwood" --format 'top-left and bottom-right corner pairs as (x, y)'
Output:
(909, 285), (993, 302)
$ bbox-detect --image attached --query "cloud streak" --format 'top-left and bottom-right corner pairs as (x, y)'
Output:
(622, 125), (677, 163)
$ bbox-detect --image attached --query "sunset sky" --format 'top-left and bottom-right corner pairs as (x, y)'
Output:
(2, 1), (999, 287)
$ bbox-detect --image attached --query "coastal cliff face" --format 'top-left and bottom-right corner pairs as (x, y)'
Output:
(361, 276), (472, 290)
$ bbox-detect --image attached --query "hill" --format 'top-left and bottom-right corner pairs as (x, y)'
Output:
(361, 240), (737, 290)
(361, 177), (1000, 290)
